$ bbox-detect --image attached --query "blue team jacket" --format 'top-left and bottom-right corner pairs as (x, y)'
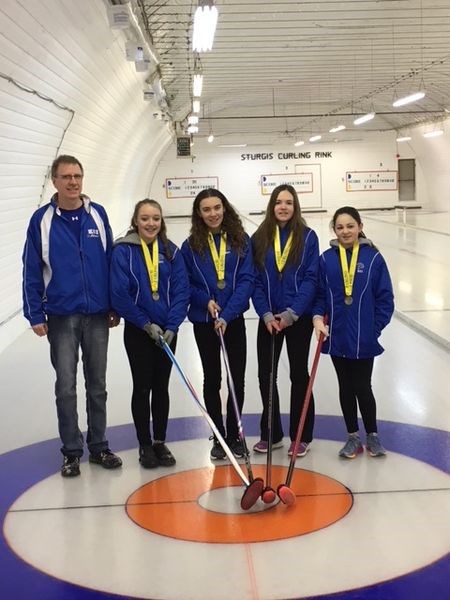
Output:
(251, 227), (319, 318)
(180, 233), (254, 324)
(22, 194), (113, 325)
(110, 232), (189, 332)
(313, 239), (394, 358)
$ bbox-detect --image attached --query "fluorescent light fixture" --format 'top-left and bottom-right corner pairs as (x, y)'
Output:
(423, 129), (444, 138)
(192, 3), (218, 52)
(208, 134), (214, 143)
(188, 115), (199, 125)
(187, 125), (198, 134)
(309, 135), (322, 142)
(218, 143), (247, 148)
(193, 74), (203, 97)
(192, 100), (200, 113)
(294, 140), (305, 147)
(396, 136), (412, 142)
(329, 125), (346, 133)
(393, 91), (425, 107)
(353, 112), (375, 125)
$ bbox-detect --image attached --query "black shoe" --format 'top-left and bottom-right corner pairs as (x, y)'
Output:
(153, 442), (176, 466)
(210, 436), (226, 460)
(61, 456), (80, 477)
(227, 438), (246, 458)
(89, 449), (122, 469)
(139, 445), (159, 468)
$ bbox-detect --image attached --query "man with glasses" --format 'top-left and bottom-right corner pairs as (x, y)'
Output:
(22, 155), (122, 477)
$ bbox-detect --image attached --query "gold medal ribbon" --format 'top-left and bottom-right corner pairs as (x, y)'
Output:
(338, 241), (359, 298)
(274, 226), (293, 273)
(140, 237), (159, 295)
(208, 231), (227, 282)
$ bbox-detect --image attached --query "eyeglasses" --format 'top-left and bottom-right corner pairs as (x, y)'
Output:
(56, 174), (83, 181)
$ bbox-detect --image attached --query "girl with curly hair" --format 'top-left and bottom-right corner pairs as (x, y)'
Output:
(181, 189), (254, 460)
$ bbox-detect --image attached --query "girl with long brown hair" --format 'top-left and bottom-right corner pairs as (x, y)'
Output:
(252, 184), (319, 457)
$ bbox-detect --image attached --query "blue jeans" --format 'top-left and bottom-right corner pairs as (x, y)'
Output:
(47, 314), (110, 457)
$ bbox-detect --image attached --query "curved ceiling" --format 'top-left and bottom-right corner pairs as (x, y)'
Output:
(134, 0), (450, 145)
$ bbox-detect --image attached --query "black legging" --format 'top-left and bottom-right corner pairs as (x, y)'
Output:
(257, 315), (315, 443)
(124, 321), (176, 445)
(331, 356), (377, 434)
(193, 316), (246, 440)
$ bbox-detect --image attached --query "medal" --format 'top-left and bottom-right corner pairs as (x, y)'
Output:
(208, 231), (227, 285)
(339, 242), (359, 304)
(140, 237), (160, 300)
(274, 226), (293, 277)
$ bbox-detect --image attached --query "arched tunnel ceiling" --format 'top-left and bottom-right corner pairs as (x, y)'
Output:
(135, 0), (450, 145)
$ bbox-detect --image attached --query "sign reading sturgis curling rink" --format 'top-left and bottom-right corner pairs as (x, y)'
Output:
(261, 172), (313, 195)
(346, 171), (398, 192)
(165, 176), (219, 199)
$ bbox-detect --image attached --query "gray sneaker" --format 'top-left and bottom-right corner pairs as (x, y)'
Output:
(339, 435), (363, 459)
(366, 433), (387, 457)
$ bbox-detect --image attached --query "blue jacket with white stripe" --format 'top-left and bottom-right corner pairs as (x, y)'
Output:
(180, 233), (254, 324)
(110, 232), (189, 332)
(251, 227), (319, 318)
(22, 194), (113, 326)
(313, 239), (394, 358)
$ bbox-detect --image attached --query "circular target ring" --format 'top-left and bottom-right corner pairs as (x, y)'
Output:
(126, 464), (353, 543)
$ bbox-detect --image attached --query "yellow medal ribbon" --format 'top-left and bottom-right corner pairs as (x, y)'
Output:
(274, 226), (293, 273)
(338, 241), (359, 299)
(140, 237), (159, 296)
(208, 231), (227, 283)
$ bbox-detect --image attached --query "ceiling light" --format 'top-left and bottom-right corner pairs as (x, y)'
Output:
(218, 144), (247, 148)
(192, 100), (200, 113)
(187, 125), (198, 134)
(353, 112), (375, 125)
(188, 115), (199, 125)
(294, 140), (305, 147)
(192, 3), (218, 52)
(309, 135), (322, 142)
(393, 91), (425, 107)
(193, 73), (203, 97)
(329, 125), (346, 133)
(423, 129), (444, 138)
(208, 134), (214, 143)
(396, 136), (412, 142)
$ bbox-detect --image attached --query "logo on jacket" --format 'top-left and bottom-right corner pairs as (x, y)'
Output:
(87, 228), (99, 238)
(357, 261), (365, 273)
